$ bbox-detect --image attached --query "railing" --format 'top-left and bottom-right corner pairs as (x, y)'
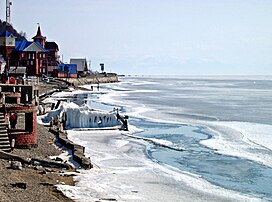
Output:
(1, 76), (39, 86)
(24, 76), (39, 86)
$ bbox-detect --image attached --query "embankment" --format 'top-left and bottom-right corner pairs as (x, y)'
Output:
(57, 73), (118, 87)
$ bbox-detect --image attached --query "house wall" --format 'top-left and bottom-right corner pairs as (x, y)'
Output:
(70, 59), (87, 72)
(0, 37), (15, 47)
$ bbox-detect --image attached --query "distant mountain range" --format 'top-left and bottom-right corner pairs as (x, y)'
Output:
(0, 19), (26, 40)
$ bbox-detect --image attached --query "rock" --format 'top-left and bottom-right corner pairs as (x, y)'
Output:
(40, 182), (53, 186)
(10, 161), (22, 170)
(11, 182), (27, 189)
(33, 166), (42, 170)
(100, 198), (117, 201)
(45, 168), (54, 173)
(39, 170), (47, 175)
(55, 157), (63, 162)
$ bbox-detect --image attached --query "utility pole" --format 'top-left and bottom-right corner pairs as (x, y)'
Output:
(88, 60), (91, 72)
(6, 0), (12, 25)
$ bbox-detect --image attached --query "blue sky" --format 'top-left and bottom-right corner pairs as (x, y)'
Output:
(1, 0), (272, 75)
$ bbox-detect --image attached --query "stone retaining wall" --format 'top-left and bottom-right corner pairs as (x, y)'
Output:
(49, 128), (92, 169)
(57, 73), (118, 87)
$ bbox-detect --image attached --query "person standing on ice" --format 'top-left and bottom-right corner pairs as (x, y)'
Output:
(50, 116), (54, 128)
(62, 112), (67, 130)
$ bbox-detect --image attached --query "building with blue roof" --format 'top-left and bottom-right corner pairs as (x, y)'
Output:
(0, 31), (14, 38)
(0, 30), (16, 68)
(0, 25), (59, 76)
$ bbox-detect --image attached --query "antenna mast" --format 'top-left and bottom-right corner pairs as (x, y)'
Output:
(6, 0), (12, 25)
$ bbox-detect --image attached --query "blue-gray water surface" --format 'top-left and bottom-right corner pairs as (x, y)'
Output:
(92, 76), (272, 200)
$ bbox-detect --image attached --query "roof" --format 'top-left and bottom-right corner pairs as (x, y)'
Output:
(34, 42), (49, 52)
(36, 26), (42, 36)
(45, 42), (59, 51)
(15, 40), (49, 52)
(70, 58), (88, 72)
(0, 31), (15, 37)
(32, 26), (46, 40)
(70, 58), (87, 63)
(15, 40), (31, 51)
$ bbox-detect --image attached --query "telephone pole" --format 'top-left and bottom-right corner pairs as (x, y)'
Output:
(6, 0), (12, 25)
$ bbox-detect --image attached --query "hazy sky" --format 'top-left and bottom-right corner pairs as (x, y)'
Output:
(0, 0), (272, 75)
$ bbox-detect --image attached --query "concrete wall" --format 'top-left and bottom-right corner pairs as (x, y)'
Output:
(0, 84), (37, 105)
(58, 73), (118, 87)
(49, 128), (92, 169)
(8, 106), (38, 149)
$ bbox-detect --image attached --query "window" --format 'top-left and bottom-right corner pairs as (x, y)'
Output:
(28, 54), (31, 59)
(43, 54), (46, 58)
(30, 61), (33, 65)
(32, 54), (35, 59)
(22, 53), (24, 58)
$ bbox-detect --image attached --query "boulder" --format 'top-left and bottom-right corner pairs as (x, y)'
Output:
(10, 161), (22, 170)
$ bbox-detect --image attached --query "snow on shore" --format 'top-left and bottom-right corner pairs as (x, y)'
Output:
(56, 129), (261, 202)
(45, 88), (263, 201)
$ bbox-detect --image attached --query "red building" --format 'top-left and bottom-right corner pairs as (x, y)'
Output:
(0, 82), (39, 149)
(0, 31), (15, 64)
(0, 26), (59, 76)
(15, 38), (49, 75)
(45, 41), (59, 77)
